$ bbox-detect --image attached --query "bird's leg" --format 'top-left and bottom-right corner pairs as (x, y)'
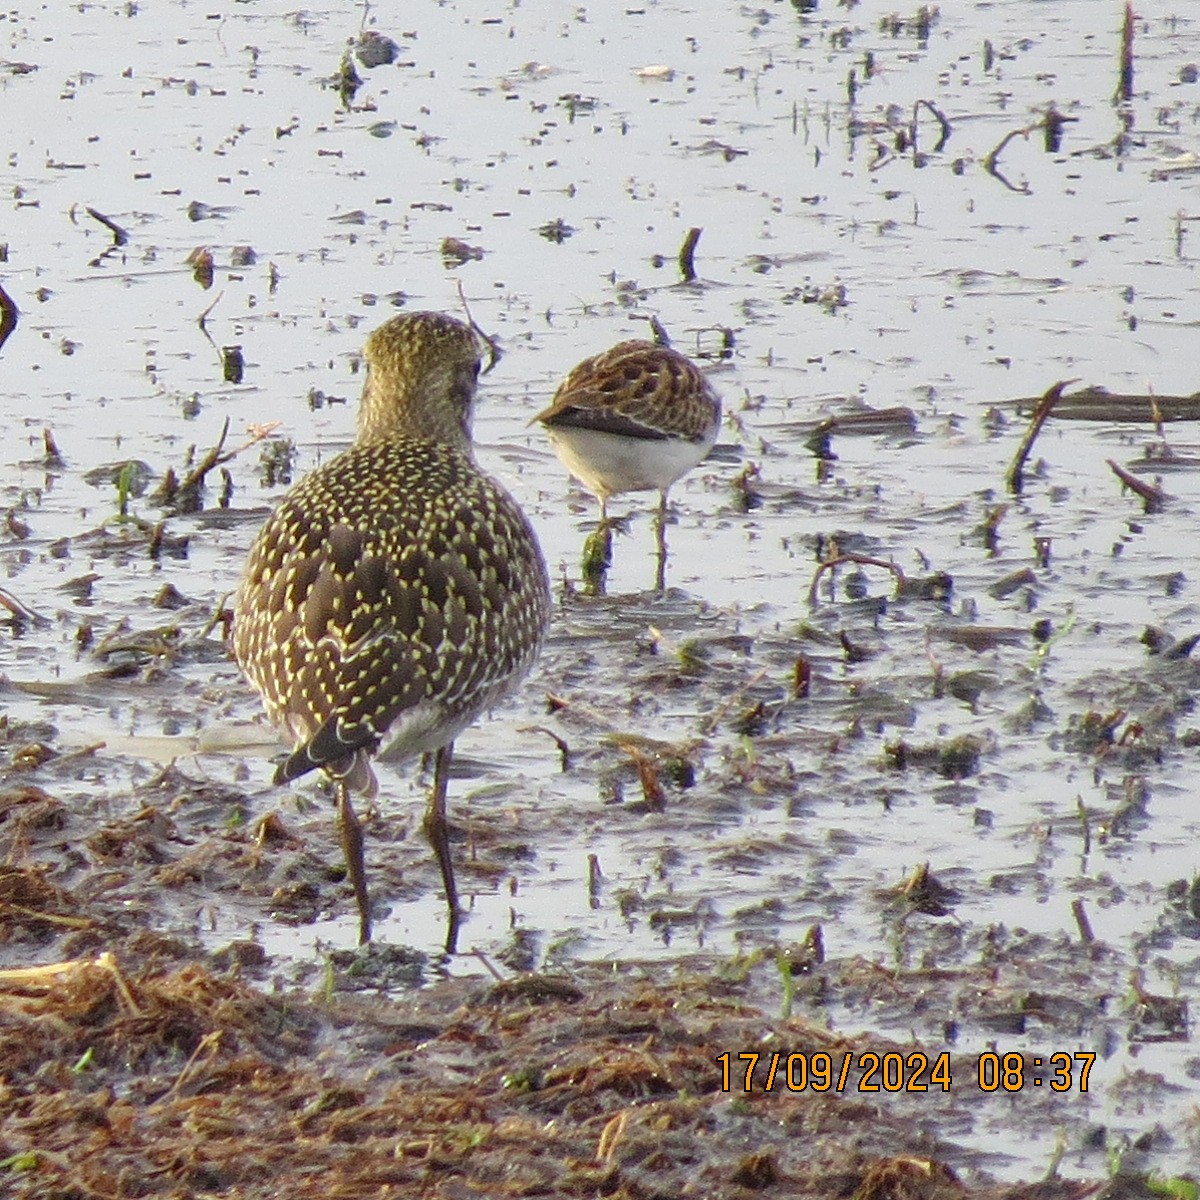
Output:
(423, 742), (462, 953)
(581, 494), (614, 594)
(597, 494), (624, 538)
(336, 779), (372, 944)
(654, 488), (669, 592)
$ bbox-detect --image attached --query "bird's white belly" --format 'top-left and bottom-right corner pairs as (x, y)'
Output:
(547, 426), (715, 499)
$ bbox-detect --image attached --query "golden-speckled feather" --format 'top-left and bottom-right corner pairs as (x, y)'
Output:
(233, 311), (550, 800)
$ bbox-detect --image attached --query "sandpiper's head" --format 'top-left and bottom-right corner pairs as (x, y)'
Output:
(358, 311), (491, 449)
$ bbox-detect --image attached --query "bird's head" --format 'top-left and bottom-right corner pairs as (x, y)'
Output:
(359, 311), (497, 450)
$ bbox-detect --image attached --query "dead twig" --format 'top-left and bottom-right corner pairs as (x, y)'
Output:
(85, 206), (129, 246)
(519, 725), (571, 771)
(597, 1110), (628, 1163)
(625, 746), (666, 811)
(466, 950), (505, 982)
(1106, 458), (1165, 513)
(983, 122), (1041, 193)
(678, 226), (701, 282)
(165, 1029), (223, 1099)
(911, 99), (951, 154)
(176, 417), (230, 512)
(100, 950), (141, 1017)
(457, 278), (501, 373)
(1043, 105), (1076, 153)
(808, 553), (907, 607)
(43, 428), (65, 468)
(792, 655), (811, 699)
(54, 741), (106, 765)
(1114, 1), (1134, 105)
(0, 585), (50, 627)
(1016, 387), (1200, 423)
(647, 314), (671, 346)
(197, 287), (224, 333)
(0, 905), (92, 931)
(163, 418), (278, 515)
(700, 666), (770, 737)
(1148, 393), (1165, 441)
(588, 853), (603, 907)
(1071, 898), (1095, 944)
(545, 692), (616, 732)
(1004, 379), (1077, 494)
(197, 595), (234, 647)
(0, 957), (96, 988)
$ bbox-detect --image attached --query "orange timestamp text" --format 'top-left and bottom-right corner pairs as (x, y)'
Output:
(716, 1050), (1096, 1094)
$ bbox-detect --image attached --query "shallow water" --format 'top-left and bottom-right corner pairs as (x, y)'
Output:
(2, 0), (1200, 1182)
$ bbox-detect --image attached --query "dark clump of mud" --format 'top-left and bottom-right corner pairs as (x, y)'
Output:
(0, 934), (1110, 1200)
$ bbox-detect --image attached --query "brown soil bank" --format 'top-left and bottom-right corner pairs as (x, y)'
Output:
(0, 926), (1121, 1200)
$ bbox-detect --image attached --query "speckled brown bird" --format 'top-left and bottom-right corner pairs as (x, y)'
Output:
(233, 311), (551, 946)
(535, 339), (721, 588)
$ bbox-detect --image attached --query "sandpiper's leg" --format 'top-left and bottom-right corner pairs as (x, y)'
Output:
(336, 780), (371, 944)
(423, 742), (462, 951)
(597, 494), (615, 542)
(654, 488), (669, 592)
(582, 494), (614, 594)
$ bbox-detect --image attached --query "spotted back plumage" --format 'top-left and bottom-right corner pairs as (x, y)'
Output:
(233, 311), (550, 797)
(535, 340), (721, 444)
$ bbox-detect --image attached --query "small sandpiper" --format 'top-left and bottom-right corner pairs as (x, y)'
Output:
(232, 311), (551, 947)
(535, 338), (722, 589)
